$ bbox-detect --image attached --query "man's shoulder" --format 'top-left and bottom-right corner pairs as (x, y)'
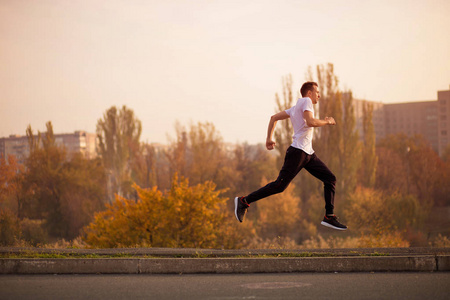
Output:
(296, 97), (312, 104)
(296, 97), (313, 110)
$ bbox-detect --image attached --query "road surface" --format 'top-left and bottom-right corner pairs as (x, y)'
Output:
(1, 272), (449, 300)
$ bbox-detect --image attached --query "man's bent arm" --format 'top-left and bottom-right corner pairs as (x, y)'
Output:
(303, 111), (336, 127)
(266, 111), (290, 150)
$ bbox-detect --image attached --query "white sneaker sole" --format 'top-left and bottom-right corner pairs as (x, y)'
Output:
(234, 197), (241, 222)
(321, 221), (347, 231)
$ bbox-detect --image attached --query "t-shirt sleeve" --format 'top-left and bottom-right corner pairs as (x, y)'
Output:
(303, 98), (314, 113)
(285, 106), (294, 116)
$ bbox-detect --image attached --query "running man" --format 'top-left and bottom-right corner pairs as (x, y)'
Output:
(234, 81), (347, 230)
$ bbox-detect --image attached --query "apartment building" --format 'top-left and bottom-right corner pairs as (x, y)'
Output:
(384, 100), (438, 152)
(353, 87), (449, 156)
(0, 131), (97, 164)
(438, 89), (450, 156)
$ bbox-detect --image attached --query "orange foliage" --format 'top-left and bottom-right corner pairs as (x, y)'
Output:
(83, 175), (248, 249)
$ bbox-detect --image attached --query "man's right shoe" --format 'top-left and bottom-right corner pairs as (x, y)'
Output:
(321, 215), (348, 230)
(234, 197), (249, 223)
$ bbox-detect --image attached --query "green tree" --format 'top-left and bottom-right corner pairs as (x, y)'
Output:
(307, 63), (340, 163)
(338, 91), (361, 195)
(22, 122), (107, 239)
(308, 63), (361, 197)
(22, 122), (67, 236)
(96, 106), (142, 201)
(360, 101), (378, 187)
(132, 143), (158, 189)
(273, 74), (295, 168)
(0, 208), (21, 246)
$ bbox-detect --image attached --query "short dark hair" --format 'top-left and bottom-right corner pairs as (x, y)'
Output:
(300, 81), (318, 97)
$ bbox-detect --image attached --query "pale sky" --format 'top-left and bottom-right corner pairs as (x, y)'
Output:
(1, 0), (449, 144)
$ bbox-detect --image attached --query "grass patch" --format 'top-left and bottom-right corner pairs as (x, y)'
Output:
(0, 252), (155, 259)
(363, 252), (390, 256)
(0, 251), (389, 259)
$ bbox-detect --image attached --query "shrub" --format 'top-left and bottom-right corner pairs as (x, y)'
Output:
(20, 218), (49, 246)
(0, 209), (21, 246)
(83, 176), (246, 249)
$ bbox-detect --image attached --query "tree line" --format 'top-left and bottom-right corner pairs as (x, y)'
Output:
(1, 63), (449, 248)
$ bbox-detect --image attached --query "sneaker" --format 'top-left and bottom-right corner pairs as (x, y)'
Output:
(321, 215), (347, 231)
(234, 197), (249, 223)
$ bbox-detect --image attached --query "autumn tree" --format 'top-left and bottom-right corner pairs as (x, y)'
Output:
(83, 175), (246, 248)
(232, 143), (277, 199)
(165, 122), (189, 180)
(165, 122), (235, 195)
(96, 106), (142, 201)
(343, 187), (425, 247)
(376, 133), (449, 208)
(254, 178), (301, 241)
(0, 154), (24, 217)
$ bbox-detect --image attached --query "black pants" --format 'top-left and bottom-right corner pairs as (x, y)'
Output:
(245, 146), (336, 215)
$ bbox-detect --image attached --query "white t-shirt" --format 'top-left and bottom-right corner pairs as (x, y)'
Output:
(285, 97), (315, 154)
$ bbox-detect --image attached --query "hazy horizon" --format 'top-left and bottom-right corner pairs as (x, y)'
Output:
(1, 0), (449, 144)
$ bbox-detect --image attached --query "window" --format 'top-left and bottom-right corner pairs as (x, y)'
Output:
(442, 130), (448, 136)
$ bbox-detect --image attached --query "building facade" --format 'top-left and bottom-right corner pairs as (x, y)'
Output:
(0, 131), (97, 164)
(353, 88), (449, 156)
(384, 101), (438, 152)
(438, 89), (450, 156)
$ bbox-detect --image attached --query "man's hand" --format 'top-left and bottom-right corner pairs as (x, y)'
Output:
(325, 117), (336, 125)
(266, 139), (276, 150)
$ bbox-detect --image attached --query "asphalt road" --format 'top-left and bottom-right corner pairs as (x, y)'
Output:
(1, 272), (449, 300)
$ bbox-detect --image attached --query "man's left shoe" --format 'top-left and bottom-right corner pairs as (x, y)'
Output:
(321, 215), (348, 231)
(234, 197), (249, 223)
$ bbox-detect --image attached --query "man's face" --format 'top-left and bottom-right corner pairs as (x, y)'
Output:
(308, 85), (320, 104)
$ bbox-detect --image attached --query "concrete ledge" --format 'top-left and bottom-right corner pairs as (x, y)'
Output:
(0, 258), (139, 274)
(139, 256), (438, 274)
(1, 256), (447, 274)
(437, 255), (450, 271)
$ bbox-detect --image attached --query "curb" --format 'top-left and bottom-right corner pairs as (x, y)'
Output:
(1, 256), (449, 274)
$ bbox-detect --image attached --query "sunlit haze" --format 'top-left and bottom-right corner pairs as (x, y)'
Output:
(1, 0), (449, 144)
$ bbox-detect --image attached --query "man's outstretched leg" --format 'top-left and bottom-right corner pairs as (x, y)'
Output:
(234, 147), (305, 223)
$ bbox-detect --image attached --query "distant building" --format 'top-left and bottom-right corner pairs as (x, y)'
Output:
(352, 87), (450, 156)
(0, 131), (97, 164)
(438, 89), (450, 156)
(384, 100), (438, 152)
